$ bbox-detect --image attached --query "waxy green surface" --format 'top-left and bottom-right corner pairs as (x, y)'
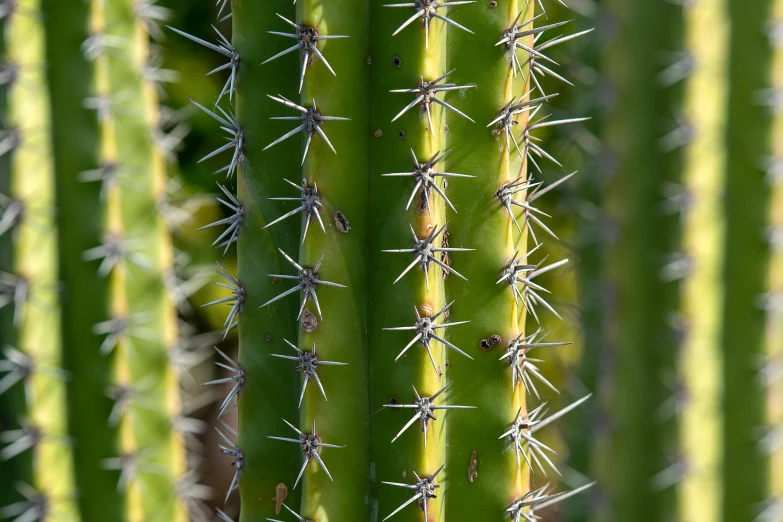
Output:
(43, 0), (122, 519)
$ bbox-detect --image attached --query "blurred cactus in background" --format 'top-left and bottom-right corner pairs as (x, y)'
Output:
(557, 0), (783, 521)
(0, 0), (212, 520)
(171, 0), (593, 520)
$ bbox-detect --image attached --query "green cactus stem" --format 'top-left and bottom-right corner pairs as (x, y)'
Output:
(101, 1), (187, 520)
(559, 7), (608, 520)
(291, 0), (371, 519)
(42, 0), (122, 519)
(0, 0), (80, 519)
(1, 0), (196, 520)
(720, 0), (777, 518)
(677, 0), (731, 519)
(763, 2), (783, 516)
(177, 0), (591, 520)
(366, 0), (455, 518)
(0, 14), (28, 512)
(229, 0), (301, 518)
(599, 0), (684, 520)
(443, 0), (533, 518)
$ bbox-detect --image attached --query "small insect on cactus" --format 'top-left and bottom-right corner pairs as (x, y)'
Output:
(173, 0), (594, 520)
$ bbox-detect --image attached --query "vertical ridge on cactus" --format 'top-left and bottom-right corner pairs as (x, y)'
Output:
(677, 0), (731, 519)
(231, 0), (302, 517)
(0, 0), (80, 519)
(443, 0), (533, 518)
(42, 0), (122, 518)
(599, 0), (685, 520)
(762, 3), (783, 518)
(101, 0), (188, 519)
(368, 0), (453, 519)
(0, 0), (193, 519)
(722, 0), (778, 519)
(0, 12), (29, 514)
(292, 0), (371, 517)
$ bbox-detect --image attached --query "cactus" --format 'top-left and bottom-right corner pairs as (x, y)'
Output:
(174, 0), (592, 521)
(0, 1), (81, 520)
(762, 5), (783, 520)
(0, 0), (189, 520)
(591, 0), (781, 521)
(0, 12), (27, 513)
(676, 0), (732, 519)
(762, 4), (783, 520)
(43, 0), (122, 519)
(99, 0), (188, 518)
(543, 3), (607, 519)
(721, 0), (781, 519)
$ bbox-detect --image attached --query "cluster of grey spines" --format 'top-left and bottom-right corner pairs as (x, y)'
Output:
(0, 1), (218, 520)
(170, 0), (595, 520)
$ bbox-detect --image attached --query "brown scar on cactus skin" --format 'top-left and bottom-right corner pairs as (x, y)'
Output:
(275, 483), (288, 514)
(468, 450), (478, 482)
(479, 334), (502, 351)
(333, 211), (351, 233)
(442, 252), (451, 279)
(416, 190), (428, 216)
(441, 227), (452, 278)
(300, 309), (318, 333)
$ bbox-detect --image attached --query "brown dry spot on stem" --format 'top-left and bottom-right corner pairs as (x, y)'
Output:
(479, 334), (502, 351)
(275, 483), (288, 514)
(416, 190), (428, 215)
(468, 450), (478, 482)
(334, 211), (351, 233)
